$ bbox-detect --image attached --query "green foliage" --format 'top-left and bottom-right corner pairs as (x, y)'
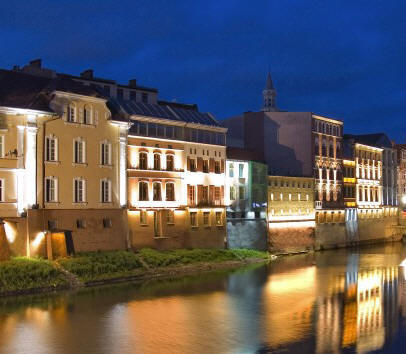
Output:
(0, 257), (68, 293)
(57, 251), (143, 281)
(138, 248), (268, 267)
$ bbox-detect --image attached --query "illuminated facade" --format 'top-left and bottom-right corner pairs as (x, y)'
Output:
(395, 144), (406, 211)
(108, 99), (228, 249)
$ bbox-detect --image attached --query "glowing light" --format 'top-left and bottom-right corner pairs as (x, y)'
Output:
(268, 215), (315, 222)
(402, 195), (406, 204)
(268, 221), (316, 229)
(32, 232), (45, 249)
(4, 221), (17, 243)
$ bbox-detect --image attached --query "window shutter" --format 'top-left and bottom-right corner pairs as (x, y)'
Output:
(79, 108), (83, 123)
(209, 158), (215, 173)
(220, 186), (224, 205)
(197, 185), (203, 204)
(221, 159), (225, 173)
(187, 184), (190, 205)
(197, 157), (203, 172)
(187, 157), (190, 171)
(209, 185), (214, 204)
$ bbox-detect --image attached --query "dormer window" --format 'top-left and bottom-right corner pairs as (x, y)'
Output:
(67, 104), (76, 122)
(83, 105), (92, 125)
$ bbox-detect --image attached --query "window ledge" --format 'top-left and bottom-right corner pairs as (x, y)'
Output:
(72, 162), (88, 167)
(167, 222), (175, 225)
(140, 223), (148, 227)
(99, 164), (113, 169)
(99, 202), (114, 206)
(191, 225), (199, 228)
(45, 201), (60, 205)
(45, 160), (61, 165)
(73, 202), (88, 206)
(154, 236), (170, 239)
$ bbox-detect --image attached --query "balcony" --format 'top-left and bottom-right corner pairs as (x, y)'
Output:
(315, 201), (323, 209)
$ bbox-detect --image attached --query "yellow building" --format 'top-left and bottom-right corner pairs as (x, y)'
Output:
(0, 62), (129, 257)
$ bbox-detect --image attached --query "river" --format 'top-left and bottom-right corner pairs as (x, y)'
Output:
(1, 243), (406, 353)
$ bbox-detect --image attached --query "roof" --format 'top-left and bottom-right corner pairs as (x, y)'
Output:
(108, 98), (221, 127)
(158, 100), (198, 111)
(344, 133), (393, 149)
(0, 69), (103, 112)
(226, 147), (265, 164)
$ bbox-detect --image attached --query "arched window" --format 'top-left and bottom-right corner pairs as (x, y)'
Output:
(166, 182), (175, 201)
(154, 153), (161, 170)
(322, 138), (327, 156)
(139, 181), (148, 201)
(166, 154), (174, 171)
(329, 141), (334, 157)
(153, 182), (161, 201)
(336, 141), (341, 158)
(139, 152), (147, 170)
(83, 105), (92, 124)
(67, 103), (76, 122)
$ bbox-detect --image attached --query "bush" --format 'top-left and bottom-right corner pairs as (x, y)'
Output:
(58, 251), (143, 281)
(0, 257), (68, 292)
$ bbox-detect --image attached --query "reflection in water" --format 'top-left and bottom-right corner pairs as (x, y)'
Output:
(0, 246), (406, 353)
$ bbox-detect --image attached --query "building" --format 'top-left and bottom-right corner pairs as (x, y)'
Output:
(267, 175), (315, 252)
(223, 74), (344, 210)
(0, 62), (129, 258)
(395, 144), (406, 209)
(107, 98), (228, 249)
(225, 147), (268, 250)
(345, 133), (397, 207)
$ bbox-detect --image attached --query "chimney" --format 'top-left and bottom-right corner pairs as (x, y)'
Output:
(128, 79), (137, 87)
(29, 59), (42, 68)
(80, 69), (94, 79)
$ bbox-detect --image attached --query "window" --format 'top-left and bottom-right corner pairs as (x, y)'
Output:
(76, 219), (86, 229)
(46, 136), (57, 161)
(140, 210), (147, 225)
(166, 154), (174, 171)
(103, 218), (112, 228)
(0, 179), (3, 202)
(74, 178), (86, 203)
(214, 187), (221, 205)
(153, 182), (161, 201)
(202, 186), (209, 204)
(239, 186), (245, 200)
(153, 153), (161, 170)
(67, 104), (76, 122)
(215, 212), (223, 226)
(74, 138), (85, 164)
(0, 136), (3, 157)
(45, 177), (57, 202)
(130, 91), (136, 100)
(188, 185), (196, 205)
(139, 152), (148, 169)
(166, 183), (175, 201)
(142, 93), (148, 103)
(101, 179), (111, 203)
(83, 105), (92, 124)
(203, 160), (209, 173)
(100, 141), (111, 165)
(230, 186), (236, 201)
(167, 210), (174, 224)
(139, 181), (149, 201)
(190, 159), (197, 172)
(229, 164), (234, 177)
(215, 161), (221, 174)
(203, 212), (210, 226)
(104, 85), (110, 95)
(239, 164), (244, 177)
(190, 212), (197, 227)
(117, 89), (124, 99)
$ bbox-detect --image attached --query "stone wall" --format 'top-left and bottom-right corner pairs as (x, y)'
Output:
(269, 224), (315, 254)
(315, 223), (347, 250)
(227, 218), (267, 250)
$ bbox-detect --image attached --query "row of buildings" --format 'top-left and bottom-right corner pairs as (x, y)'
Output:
(0, 60), (404, 258)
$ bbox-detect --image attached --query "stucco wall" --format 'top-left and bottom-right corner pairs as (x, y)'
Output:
(227, 219), (267, 250)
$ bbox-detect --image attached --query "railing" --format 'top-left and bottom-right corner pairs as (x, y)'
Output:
(315, 201), (323, 209)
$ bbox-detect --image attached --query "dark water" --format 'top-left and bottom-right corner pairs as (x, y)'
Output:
(2, 244), (406, 353)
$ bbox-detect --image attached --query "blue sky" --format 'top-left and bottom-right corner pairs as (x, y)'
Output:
(0, 0), (405, 140)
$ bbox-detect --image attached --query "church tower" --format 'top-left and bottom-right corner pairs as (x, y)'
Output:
(262, 72), (278, 112)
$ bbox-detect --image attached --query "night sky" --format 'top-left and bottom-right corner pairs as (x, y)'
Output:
(0, 1), (405, 141)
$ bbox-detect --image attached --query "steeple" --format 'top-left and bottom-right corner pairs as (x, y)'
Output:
(262, 71), (277, 112)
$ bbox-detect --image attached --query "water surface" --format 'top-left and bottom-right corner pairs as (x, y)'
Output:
(1, 243), (406, 353)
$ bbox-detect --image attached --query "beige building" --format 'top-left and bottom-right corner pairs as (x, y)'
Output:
(0, 62), (129, 258)
(109, 98), (228, 249)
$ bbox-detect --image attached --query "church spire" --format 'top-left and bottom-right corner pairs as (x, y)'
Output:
(262, 71), (277, 112)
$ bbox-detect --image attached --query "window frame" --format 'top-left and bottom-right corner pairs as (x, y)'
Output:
(165, 182), (175, 201)
(45, 177), (58, 203)
(100, 141), (111, 166)
(73, 178), (86, 203)
(74, 138), (86, 164)
(101, 178), (112, 203)
(45, 135), (58, 162)
(139, 181), (149, 201)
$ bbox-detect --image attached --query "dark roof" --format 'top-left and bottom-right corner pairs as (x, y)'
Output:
(344, 133), (393, 149)
(0, 69), (104, 112)
(58, 73), (158, 93)
(108, 98), (220, 127)
(265, 72), (274, 90)
(158, 100), (198, 111)
(226, 147), (265, 163)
